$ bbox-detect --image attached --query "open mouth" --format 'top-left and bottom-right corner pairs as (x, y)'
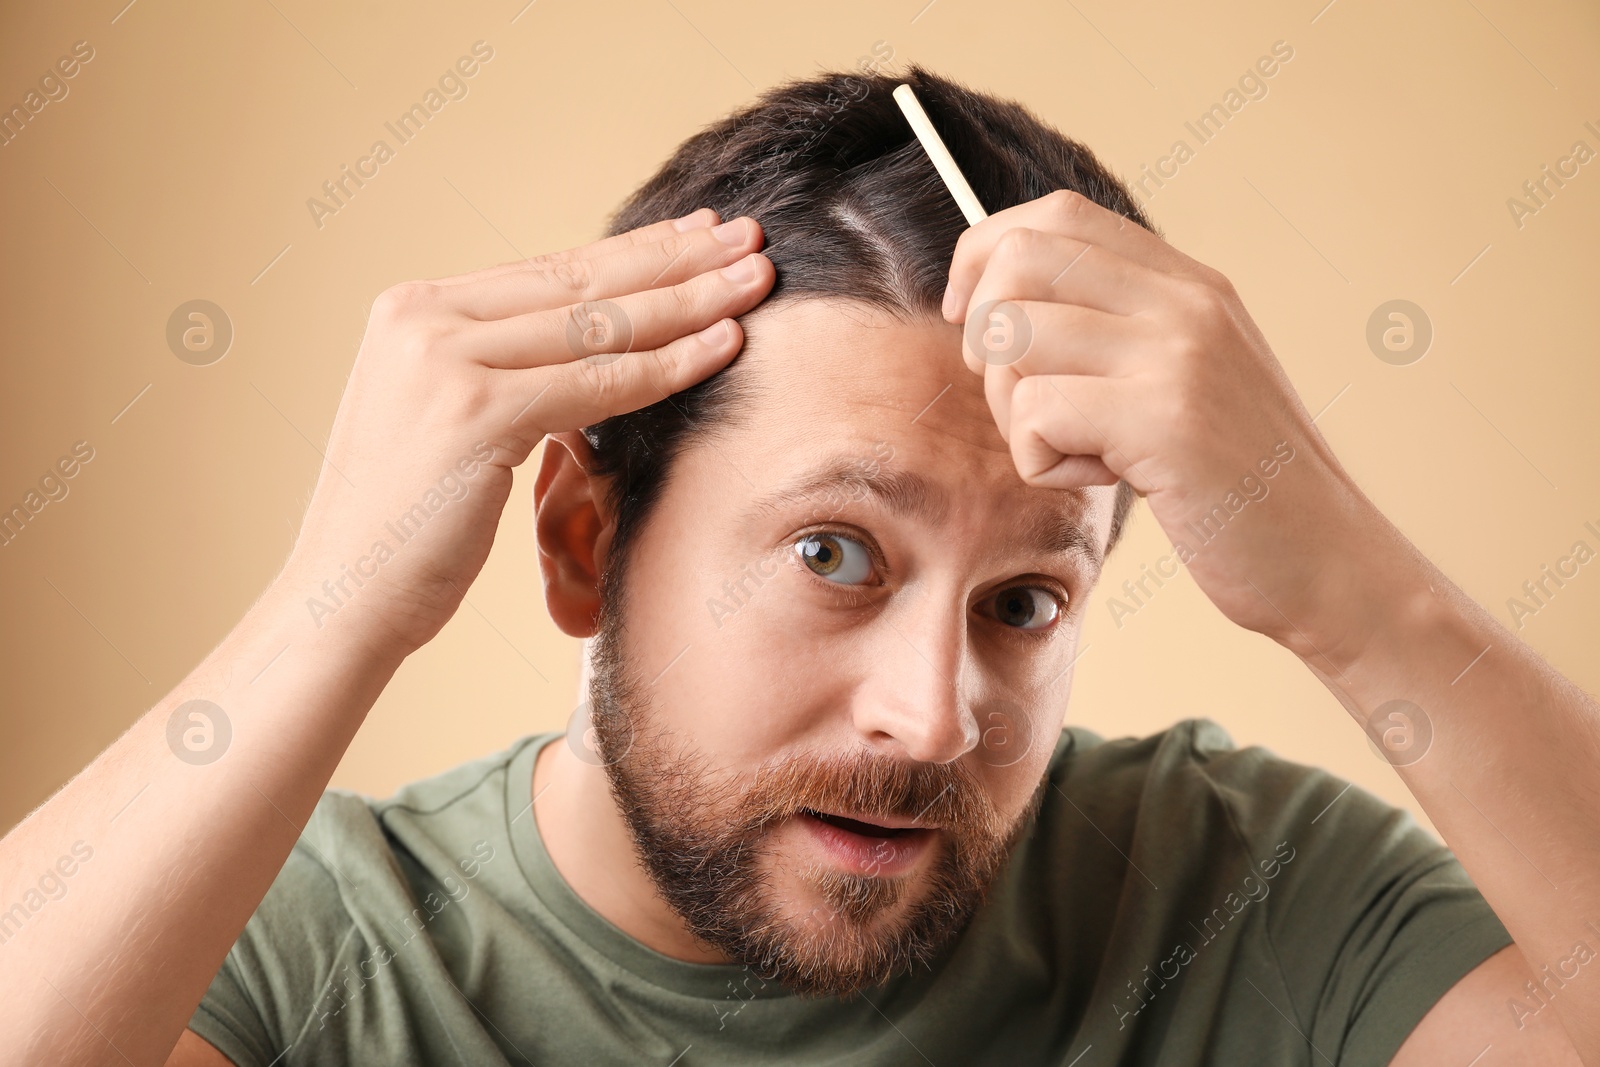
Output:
(800, 809), (915, 838)
(793, 809), (939, 877)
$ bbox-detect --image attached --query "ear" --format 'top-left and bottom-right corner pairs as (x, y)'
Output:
(534, 431), (615, 638)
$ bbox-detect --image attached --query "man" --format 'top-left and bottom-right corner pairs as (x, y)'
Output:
(1, 66), (1591, 1065)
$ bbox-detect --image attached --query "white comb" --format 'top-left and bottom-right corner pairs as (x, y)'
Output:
(893, 83), (989, 225)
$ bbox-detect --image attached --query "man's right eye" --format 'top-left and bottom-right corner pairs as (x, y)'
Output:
(794, 532), (875, 585)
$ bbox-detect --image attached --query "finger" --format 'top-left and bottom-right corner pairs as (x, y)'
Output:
(510, 316), (748, 434)
(944, 189), (1214, 321)
(1004, 374), (1125, 490)
(962, 228), (1183, 332)
(467, 251), (774, 369)
(970, 302), (1147, 404)
(450, 216), (763, 321)
(1016, 452), (1120, 490)
(424, 208), (721, 287)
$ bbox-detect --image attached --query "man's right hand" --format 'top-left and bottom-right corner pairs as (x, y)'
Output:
(0, 209), (772, 1067)
(280, 208), (773, 661)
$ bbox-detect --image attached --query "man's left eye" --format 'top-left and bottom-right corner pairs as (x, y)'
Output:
(795, 532), (874, 585)
(987, 587), (1061, 630)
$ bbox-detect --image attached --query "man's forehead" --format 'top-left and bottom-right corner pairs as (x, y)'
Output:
(735, 297), (1001, 452)
(708, 298), (1115, 563)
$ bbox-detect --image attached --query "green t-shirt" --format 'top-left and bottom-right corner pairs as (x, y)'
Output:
(190, 720), (1512, 1066)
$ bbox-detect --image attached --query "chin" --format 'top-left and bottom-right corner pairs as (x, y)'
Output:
(740, 835), (959, 999)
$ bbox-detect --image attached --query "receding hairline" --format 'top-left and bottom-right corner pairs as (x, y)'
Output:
(691, 297), (1120, 570)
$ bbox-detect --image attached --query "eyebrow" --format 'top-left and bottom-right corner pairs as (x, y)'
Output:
(740, 455), (1106, 574)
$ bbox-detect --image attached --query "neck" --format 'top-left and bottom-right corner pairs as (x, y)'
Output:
(532, 735), (730, 964)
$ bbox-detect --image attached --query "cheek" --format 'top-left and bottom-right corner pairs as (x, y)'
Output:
(624, 526), (831, 760)
(969, 691), (1067, 815)
(975, 745), (1054, 822)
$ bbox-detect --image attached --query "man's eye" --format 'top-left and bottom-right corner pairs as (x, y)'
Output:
(989, 586), (1061, 630)
(795, 532), (874, 585)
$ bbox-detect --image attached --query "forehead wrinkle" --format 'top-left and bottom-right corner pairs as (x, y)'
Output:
(741, 457), (949, 528)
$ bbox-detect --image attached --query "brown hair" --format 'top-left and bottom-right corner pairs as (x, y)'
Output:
(583, 64), (1154, 583)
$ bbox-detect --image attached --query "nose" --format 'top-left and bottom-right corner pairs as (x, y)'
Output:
(851, 600), (979, 764)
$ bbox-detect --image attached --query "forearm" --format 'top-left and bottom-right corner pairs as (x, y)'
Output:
(1289, 512), (1600, 1058)
(0, 568), (406, 1065)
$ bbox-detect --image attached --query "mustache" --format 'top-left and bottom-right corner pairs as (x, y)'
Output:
(733, 749), (1004, 839)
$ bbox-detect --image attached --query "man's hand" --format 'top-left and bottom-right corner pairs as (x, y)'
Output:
(0, 210), (775, 1067)
(281, 209), (774, 661)
(944, 190), (1600, 1063)
(940, 189), (1373, 659)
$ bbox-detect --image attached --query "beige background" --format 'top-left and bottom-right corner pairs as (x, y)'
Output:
(2, 0), (1597, 839)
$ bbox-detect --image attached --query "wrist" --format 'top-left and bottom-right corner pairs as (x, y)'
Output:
(1273, 511), (1435, 684)
(262, 557), (417, 674)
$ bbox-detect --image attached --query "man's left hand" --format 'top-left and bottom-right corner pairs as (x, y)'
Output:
(942, 189), (1379, 660)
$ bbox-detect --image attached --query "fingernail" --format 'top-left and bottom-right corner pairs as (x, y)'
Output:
(673, 208), (716, 232)
(713, 219), (748, 245)
(940, 282), (954, 318)
(698, 319), (731, 345)
(720, 255), (756, 282)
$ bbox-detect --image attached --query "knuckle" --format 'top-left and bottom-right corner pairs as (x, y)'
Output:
(564, 300), (630, 355)
(373, 281), (438, 321)
(1046, 188), (1092, 225)
(1180, 280), (1232, 334)
(552, 257), (592, 294)
(992, 226), (1037, 263)
(657, 231), (692, 264)
(579, 356), (627, 411)
(1196, 263), (1234, 293)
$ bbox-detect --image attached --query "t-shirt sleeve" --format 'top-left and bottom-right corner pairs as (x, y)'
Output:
(1189, 722), (1515, 1064)
(187, 801), (366, 1067)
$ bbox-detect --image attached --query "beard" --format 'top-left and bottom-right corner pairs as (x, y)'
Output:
(584, 571), (1047, 998)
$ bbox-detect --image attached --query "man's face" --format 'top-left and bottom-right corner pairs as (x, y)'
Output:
(585, 298), (1116, 996)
